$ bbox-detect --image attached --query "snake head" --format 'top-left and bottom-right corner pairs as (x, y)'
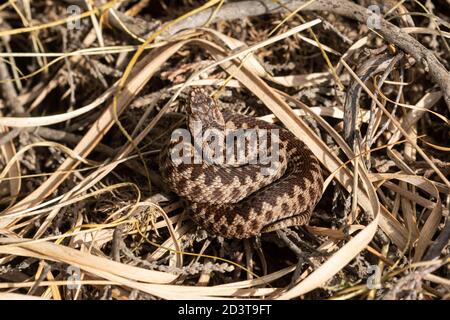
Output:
(187, 88), (225, 132)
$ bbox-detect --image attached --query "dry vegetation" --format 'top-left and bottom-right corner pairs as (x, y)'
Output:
(0, 0), (449, 300)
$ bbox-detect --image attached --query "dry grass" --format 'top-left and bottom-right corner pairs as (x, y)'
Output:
(0, 0), (449, 300)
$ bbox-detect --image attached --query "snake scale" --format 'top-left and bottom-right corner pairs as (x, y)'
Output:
(159, 88), (323, 239)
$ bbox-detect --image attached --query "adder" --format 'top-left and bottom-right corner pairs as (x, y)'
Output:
(159, 88), (323, 239)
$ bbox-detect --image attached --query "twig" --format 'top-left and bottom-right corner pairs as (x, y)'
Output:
(0, 53), (24, 115)
(111, 225), (125, 262)
(344, 52), (394, 146)
(367, 52), (404, 145)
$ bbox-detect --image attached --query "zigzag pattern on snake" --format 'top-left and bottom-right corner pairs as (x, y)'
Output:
(159, 88), (323, 239)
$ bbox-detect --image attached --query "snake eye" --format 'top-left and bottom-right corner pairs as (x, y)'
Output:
(186, 105), (192, 114)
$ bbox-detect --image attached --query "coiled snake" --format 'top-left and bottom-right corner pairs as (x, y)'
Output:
(160, 88), (323, 239)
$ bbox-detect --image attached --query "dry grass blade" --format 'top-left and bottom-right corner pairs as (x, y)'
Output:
(371, 174), (443, 262)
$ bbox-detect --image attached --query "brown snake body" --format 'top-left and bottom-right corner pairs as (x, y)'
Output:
(160, 89), (323, 239)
